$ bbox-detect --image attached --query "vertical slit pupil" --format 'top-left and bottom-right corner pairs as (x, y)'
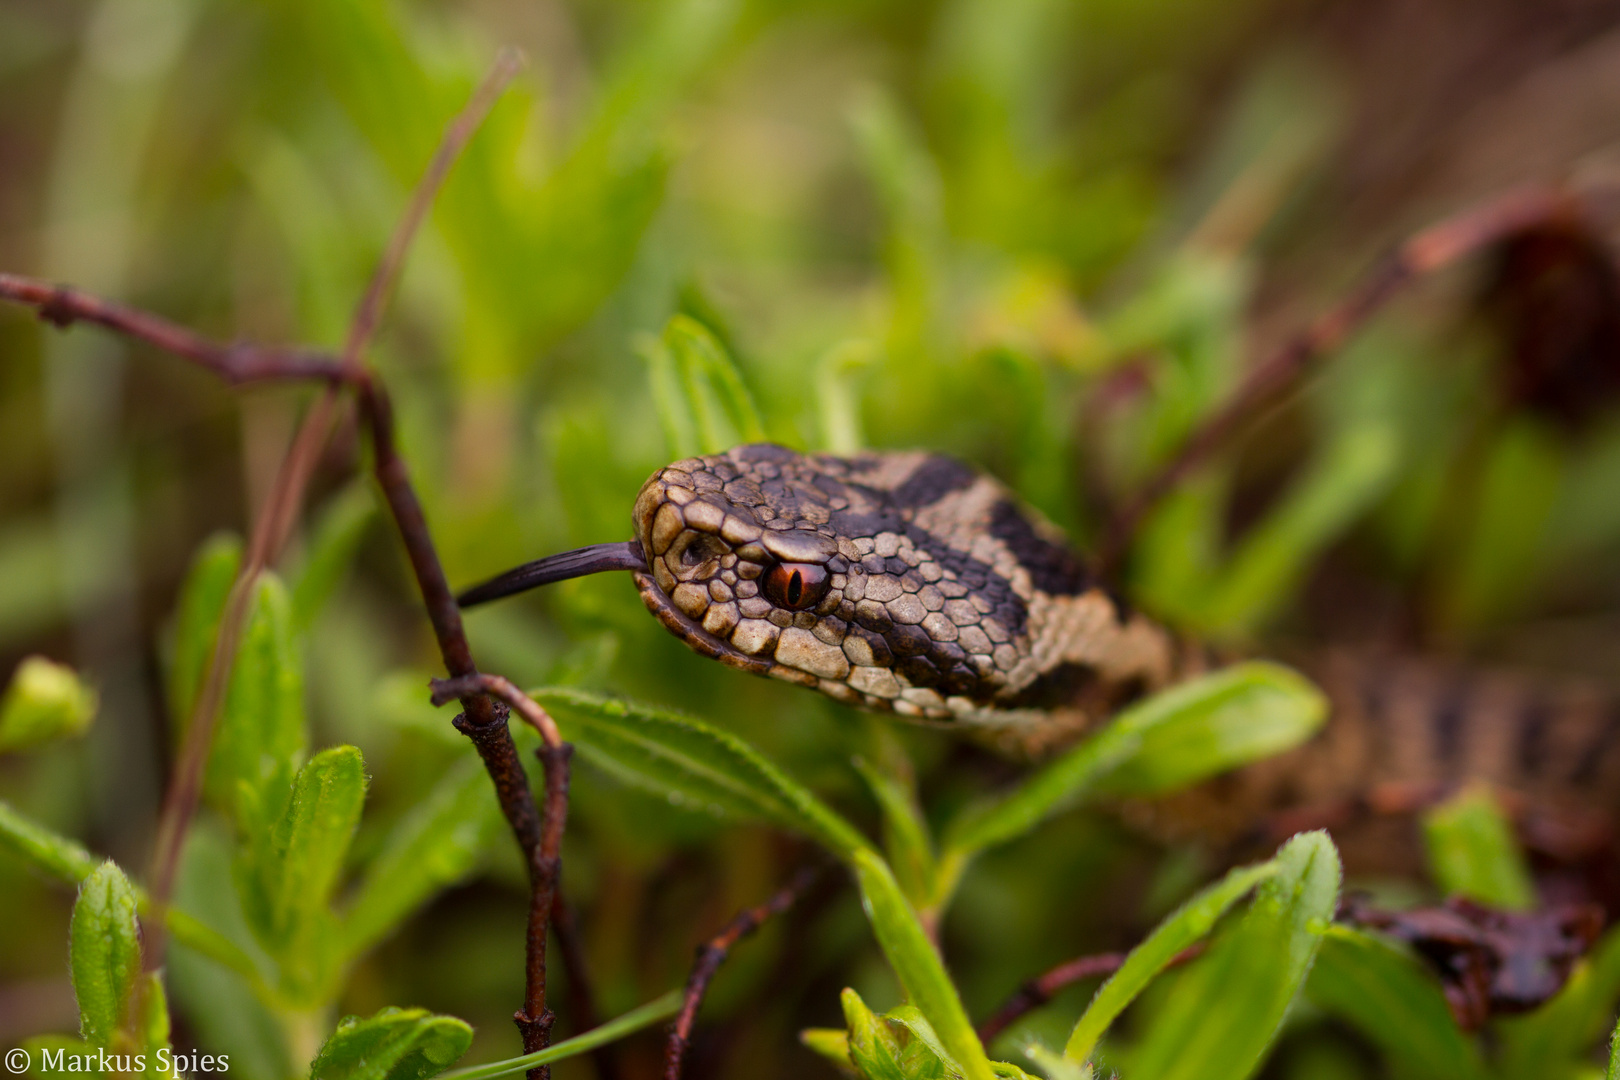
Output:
(787, 571), (802, 606)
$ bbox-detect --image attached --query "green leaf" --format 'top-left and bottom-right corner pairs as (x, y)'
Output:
(1196, 423), (1398, 635)
(801, 1028), (857, 1075)
(1092, 662), (1328, 797)
(853, 753), (936, 911)
(133, 971), (171, 1056)
(852, 849), (994, 1080)
(1608, 1015), (1620, 1080)
(644, 314), (767, 457)
(1497, 925), (1620, 1079)
(842, 988), (908, 1080)
(532, 687), (871, 859)
(20, 1037), (95, 1079)
(0, 798), (98, 882)
(310, 1007), (473, 1080)
(210, 574), (307, 814)
(889, 1004), (959, 1073)
(939, 664), (1324, 897)
(0, 800), (265, 989)
(70, 861), (143, 1047)
(439, 991), (682, 1080)
(289, 483), (375, 630)
(816, 339), (876, 454)
(0, 655), (97, 752)
(1127, 832), (1341, 1080)
(167, 533), (242, 728)
(239, 745), (366, 997)
(1018, 1042), (1089, 1080)
(342, 755), (501, 957)
(1306, 925), (1487, 1080)
(1064, 861), (1278, 1063)
(1421, 783), (1535, 910)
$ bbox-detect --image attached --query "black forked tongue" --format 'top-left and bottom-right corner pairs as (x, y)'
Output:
(456, 540), (646, 607)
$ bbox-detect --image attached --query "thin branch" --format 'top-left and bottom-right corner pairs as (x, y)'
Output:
(0, 273), (345, 383)
(431, 673), (572, 1080)
(1099, 184), (1582, 568)
(342, 46), (524, 368)
(976, 943), (1204, 1044)
(665, 865), (821, 1080)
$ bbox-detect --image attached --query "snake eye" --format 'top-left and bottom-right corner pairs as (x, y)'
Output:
(763, 562), (830, 611)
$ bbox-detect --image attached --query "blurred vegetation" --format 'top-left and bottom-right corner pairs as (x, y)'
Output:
(3, 0), (1620, 1077)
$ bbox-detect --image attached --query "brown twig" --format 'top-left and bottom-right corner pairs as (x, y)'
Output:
(665, 865), (821, 1080)
(431, 673), (572, 1080)
(1, 47), (603, 1075)
(1098, 185), (1583, 570)
(976, 943), (1205, 1044)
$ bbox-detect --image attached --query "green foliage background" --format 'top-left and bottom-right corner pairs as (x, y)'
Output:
(3, 0), (1620, 1078)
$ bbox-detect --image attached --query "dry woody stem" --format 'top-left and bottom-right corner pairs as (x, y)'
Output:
(664, 864), (821, 1080)
(976, 943), (1204, 1044)
(0, 45), (593, 1075)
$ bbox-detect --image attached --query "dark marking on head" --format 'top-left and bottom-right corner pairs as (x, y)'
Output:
(890, 455), (978, 508)
(735, 442), (798, 463)
(987, 500), (1089, 596)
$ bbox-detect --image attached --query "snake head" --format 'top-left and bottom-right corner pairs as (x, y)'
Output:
(459, 441), (1176, 741)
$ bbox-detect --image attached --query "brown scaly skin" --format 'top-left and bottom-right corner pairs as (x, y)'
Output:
(626, 443), (1620, 855)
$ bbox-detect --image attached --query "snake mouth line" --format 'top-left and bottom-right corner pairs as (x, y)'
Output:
(632, 571), (772, 675)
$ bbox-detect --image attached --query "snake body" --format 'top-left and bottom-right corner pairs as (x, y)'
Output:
(626, 443), (1620, 838)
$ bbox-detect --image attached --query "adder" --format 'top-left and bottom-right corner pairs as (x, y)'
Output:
(458, 442), (1620, 861)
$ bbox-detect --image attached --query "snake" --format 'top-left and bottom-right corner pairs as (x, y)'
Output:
(459, 442), (1620, 852)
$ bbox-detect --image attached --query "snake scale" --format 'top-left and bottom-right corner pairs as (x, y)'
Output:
(461, 442), (1620, 854)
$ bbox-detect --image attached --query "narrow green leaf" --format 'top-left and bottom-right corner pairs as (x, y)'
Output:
(0, 798), (98, 882)
(642, 333), (701, 460)
(342, 755), (501, 957)
(1128, 832), (1342, 1080)
(1018, 1042), (1089, 1080)
(1093, 662), (1327, 797)
(1307, 925), (1487, 1080)
(1198, 423), (1398, 635)
(439, 990), (682, 1080)
(0, 800), (265, 988)
(1421, 783), (1535, 910)
(289, 483), (375, 630)
(941, 664), (1324, 885)
(20, 1037), (95, 1079)
(532, 687), (871, 859)
(70, 861), (143, 1047)
(0, 655), (97, 752)
(817, 339), (876, 454)
(167, 533), (242, 727)
(210, 574), (307, 813)
(852, 849), (994, 1080)
(800, 1028), (856, 1075)
(310, 1007), (473, 1080)
(853, 755), (936, 910)
(1608, 1015), (1620, 1080)
(1064, 861), (1279, 1063)
(663, 314), (767, 452)
(133, 971), (171, 1056)
(842, 988), (908, 1080)
(239, 745), (366, 996)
